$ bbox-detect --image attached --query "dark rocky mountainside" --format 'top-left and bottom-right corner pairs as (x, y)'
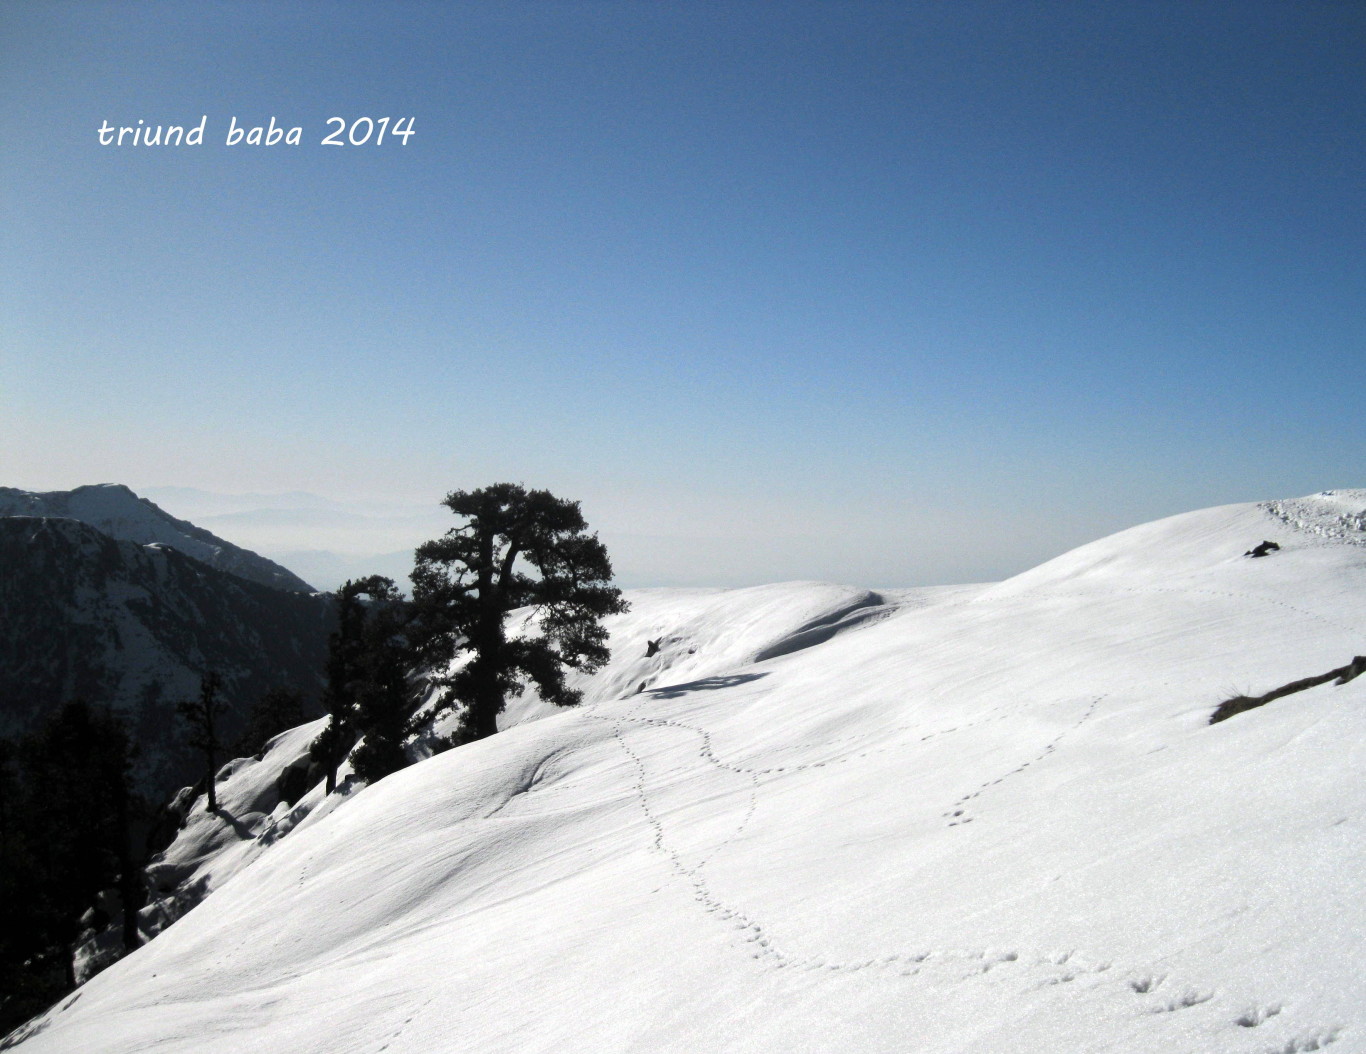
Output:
(0, 516), (331, 795)
(0, 484), (315, 593)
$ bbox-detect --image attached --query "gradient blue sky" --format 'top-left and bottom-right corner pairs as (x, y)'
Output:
(2, 1), (1362, 587)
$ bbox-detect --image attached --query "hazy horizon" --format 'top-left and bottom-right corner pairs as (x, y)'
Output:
(4, 3), (1362, 587)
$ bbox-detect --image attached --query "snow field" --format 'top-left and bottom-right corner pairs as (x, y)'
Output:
(12, 492), (1366, 1053)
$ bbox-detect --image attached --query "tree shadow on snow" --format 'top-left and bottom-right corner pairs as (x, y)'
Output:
(212, 807), (256, 840)
(643, 672), (768, 700)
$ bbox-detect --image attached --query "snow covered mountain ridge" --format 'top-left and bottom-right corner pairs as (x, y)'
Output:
(0, 514), (331, 794)
(9, 491), (1366, 1054)
(0, 484), (316, 593)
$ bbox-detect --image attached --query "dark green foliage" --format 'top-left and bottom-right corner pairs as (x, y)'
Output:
(0, 704), (142, 1032)
(0, 735), (51, 1030)
(234, 686), (308, 758)
(0, 739), (21, 883)
(314, 577), (416, 789)
(177, 672), (225, 812)
(412, 483), (628, 742)
(315, 583), (364, 793)
(339, 578), (415, 784)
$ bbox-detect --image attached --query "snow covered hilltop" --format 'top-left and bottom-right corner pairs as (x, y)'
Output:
(9, 492), (1366, 1054)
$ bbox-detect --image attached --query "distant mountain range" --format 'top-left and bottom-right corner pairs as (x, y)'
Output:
(0, 484), (316, 593)
(137, 485), (451, 592)
(0, 486), (332, 796)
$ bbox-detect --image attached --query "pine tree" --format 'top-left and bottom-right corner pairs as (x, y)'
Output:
(177, 672), (225, 812)
(12, 703), (140, 995)
(0, 735), (47, 1027)
(314, 577), (413, 790)
(314, 582), (363, 793)
(412, 483), (628, 741)
(345, 578), (415, 784)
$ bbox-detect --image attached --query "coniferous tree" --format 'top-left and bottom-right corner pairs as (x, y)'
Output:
(309, 717), (351, 796)
(106, 733), (143, 955)
(0, 738), (20, 889)
(346, 579), (415, 783)
(313, 577), (415, 788)
(313, 581), (365, 793)
(412, 483), (628, 742)
(177, 672), (225, 812)
(0, 735), (46, 1029)
(12, 703), (140, 993)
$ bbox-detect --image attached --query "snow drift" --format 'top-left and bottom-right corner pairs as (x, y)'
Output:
(9, 492), (1366, 1054)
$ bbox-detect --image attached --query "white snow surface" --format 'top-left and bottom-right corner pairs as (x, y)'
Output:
(11, 492), (1366, 1054)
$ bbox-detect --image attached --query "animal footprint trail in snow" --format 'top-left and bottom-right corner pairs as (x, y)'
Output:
(1129, 972), (1166, 994)
(1253, 1026), (1344, 1053)
(624, 701), (1016, 780)
(593, 691), (1336, 1054)
(944, 694), (1104, 827)
(375, 994), (437, 1053)
(1151, 987), (1216, 1012)
(1236, 1003), (1283, 1028)
(603, 702), (1066, 980)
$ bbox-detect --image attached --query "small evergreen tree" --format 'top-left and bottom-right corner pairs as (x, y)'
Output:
(313, 577), (412, 790)
(312, 577), (416, 787)
(314, 582), (363, 793)
(0, 735), (47, 1030)
(346, 578), (415, 783)
(105, 727), (143, 955)
(177, 672), (225, 812)
(12, 703), (140, 993)
(412, 483), (628, 742)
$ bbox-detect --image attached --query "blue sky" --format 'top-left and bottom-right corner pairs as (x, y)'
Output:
(2, 1), (1362, 587)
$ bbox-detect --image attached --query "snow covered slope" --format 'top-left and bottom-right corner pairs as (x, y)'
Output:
(0, 484), (315, 592)
(66, 583), (881, 973)
(494, 581), (888, 727)
(11, 492), (1366, 1054)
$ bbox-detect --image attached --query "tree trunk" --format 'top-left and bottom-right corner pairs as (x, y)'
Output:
(466, 693), (501, 740)
(121, 887), (142, 951)
(465, 635), (505, 742)
(205, 760), (217, 813)
(113, 776), (142, 951)
(202, 672), (221, 812)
